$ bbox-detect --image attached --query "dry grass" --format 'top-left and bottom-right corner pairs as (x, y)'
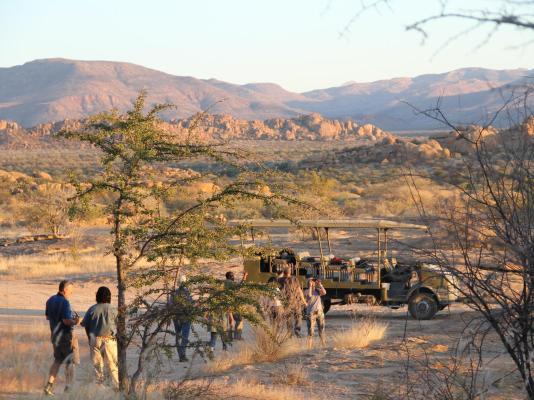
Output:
(207, 338), (305, 374)
(208, 318), (388, 374)
(0, 324), (51, 394)
(0, 252), (115, 279)
(61, 385), (123, 400)
(222, 379), (319, 400)
(271, 362), (309, 386)
(331, 319), (387, 349)
(205, 320), (303, 373)
(165, 377), (319, 400)
(0, 323), (130, 399)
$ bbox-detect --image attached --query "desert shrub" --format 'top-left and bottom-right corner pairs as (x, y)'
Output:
(16, 182), (75, 237)
(331, 319), (387, 349)
(206, 314), (300, 373)
(164, 379), (218, 400)
(343, 176), (456, 217)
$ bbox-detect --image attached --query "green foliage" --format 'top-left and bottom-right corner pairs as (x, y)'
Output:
(60, 92), (297, 396)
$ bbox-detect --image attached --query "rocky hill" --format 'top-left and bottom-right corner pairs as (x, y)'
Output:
(301, 117), (534, 168)
(0, 113), (394, 149)
(1, 58), (531, 130)
(169, 113), (393, 141)
(0, 119), (86, 149)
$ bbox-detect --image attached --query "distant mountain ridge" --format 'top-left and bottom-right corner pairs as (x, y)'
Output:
(0, 58), (531, 130)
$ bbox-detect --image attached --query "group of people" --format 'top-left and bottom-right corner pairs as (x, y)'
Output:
(170, 265), (328, 363)
(274, 264), (327, 347)
(44, 280), (118, 396)
(168, 270), (247, 361)
(42, 268), (327, 395)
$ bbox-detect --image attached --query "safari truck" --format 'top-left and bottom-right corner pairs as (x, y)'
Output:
(231, 219), (459, 320)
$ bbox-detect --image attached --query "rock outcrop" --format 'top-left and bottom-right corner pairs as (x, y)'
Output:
(430, 125), (498, 155)
(168, 113), (393, 141)
(0, 114), (394, 149)
(304, 136), (453, 167)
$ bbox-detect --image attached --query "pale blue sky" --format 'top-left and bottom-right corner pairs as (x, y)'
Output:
(1, 0), (531, 92)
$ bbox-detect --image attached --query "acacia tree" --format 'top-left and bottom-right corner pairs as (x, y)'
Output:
(18, 183), (74, 238)
(60, 93), (294, 396)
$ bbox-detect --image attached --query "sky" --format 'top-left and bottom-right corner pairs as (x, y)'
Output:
(0, 0), (532, 92)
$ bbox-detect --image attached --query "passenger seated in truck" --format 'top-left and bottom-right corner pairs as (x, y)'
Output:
(279, 248), (297, 266)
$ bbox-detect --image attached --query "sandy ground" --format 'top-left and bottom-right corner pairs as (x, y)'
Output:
(0, 276), (524, 400)
(0, 228), (525, 399)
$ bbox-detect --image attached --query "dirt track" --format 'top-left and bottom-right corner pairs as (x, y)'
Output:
(0, 276), (523, 400)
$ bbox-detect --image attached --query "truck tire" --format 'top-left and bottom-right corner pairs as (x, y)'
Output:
(408, 293), (438, 320)
(322, 297), (332, 314)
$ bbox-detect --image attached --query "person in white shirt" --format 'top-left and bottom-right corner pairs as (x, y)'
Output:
(304, 276), (327, 347)
(260, 277), (283, 322)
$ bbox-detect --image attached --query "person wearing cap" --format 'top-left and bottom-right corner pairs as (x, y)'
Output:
(44, 280), (80, 396)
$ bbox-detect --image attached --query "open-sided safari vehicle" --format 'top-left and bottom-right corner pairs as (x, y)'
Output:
(232, 219), (459, 320)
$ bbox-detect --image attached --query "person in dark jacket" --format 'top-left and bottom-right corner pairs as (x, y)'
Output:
(81, 286), (118, 389)
(44, 280), (80, 396)
(169, 275), (193, 362)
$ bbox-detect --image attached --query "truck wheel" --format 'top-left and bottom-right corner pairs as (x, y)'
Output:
(322, 297), (332, 314)
(408, 293), (438, 320)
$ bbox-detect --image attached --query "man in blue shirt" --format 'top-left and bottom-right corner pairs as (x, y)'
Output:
(44, 280), (80, 396)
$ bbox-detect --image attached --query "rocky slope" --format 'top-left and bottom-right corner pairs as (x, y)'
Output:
(0, 119), (85, 149)
(301, 117), (534, 168)
(1, 59), (531, 130)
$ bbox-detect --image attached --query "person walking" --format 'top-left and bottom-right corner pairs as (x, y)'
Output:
(169, 275), (192, 362)
(81, 286), (119, 389)
(277, 265), (306, 337)
(44, 280), (80, 396)
(304, 276), (327, 348)
(208, 310), (230, 354)
(224, 270), (248, 340)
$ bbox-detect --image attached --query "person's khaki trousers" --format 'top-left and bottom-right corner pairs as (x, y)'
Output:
(90, 336), (119, 388)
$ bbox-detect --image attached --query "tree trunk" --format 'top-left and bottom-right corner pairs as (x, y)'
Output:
(525, 375), (534, 400)
(128, 342), (148, 399)
(116, 255), (129, 392)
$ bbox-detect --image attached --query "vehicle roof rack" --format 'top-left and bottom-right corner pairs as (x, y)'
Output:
(229, 219), (427, 230)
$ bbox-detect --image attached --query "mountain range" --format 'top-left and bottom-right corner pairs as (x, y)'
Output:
(0, 58), (532, 130)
